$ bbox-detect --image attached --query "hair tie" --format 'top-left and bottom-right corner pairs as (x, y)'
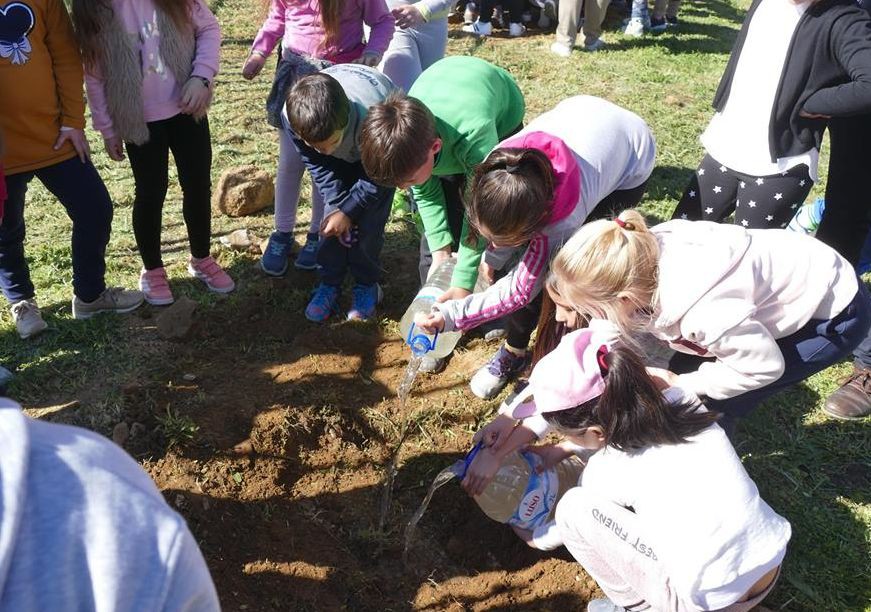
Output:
(615, 217), (634, 231)
(505, 164), (519, 174)
(596, 345), (610, 375)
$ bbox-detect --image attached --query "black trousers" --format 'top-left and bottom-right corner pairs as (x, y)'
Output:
(816, 114), (871, 266)
(126, 113), (212, 270)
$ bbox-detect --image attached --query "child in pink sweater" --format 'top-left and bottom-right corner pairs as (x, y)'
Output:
(73, 0), (234, 305)
(242, 0), (394, 276)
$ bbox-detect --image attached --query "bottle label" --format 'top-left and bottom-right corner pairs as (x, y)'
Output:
(507, 452), (559, 531)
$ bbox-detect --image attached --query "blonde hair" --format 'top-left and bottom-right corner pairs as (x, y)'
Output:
(546, 209), (660, 335)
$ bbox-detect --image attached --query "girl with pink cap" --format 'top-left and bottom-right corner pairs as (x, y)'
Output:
(487, 324), (791, 612)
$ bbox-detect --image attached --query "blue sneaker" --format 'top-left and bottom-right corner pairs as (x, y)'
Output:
(294, 232), (320, 270)
(260, 231), (292, 276)
(305, 284), (341, 322)
(347, 283), (383, 321)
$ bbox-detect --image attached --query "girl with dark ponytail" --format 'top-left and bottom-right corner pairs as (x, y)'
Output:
(467, 325), (791, 612)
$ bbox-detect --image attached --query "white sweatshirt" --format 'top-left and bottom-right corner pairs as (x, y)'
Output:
(651, 219), (858, 400)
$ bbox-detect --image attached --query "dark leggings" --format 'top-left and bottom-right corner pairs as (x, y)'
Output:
(479, 0), (526, 23)
(504, 180), (649, 350)
(672, 154), (813, 229)
(126, 113), (212, 270)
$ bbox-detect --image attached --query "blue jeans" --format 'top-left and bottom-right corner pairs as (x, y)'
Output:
(669, 281), (871, 422)
(317, 190), (394, 287)
(0, 157), (112, 303)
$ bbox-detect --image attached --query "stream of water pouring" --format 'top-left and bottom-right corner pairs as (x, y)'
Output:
(378, 355), (426, 531)
(402, 462), (462, 564)
(397, 355), (423, 408)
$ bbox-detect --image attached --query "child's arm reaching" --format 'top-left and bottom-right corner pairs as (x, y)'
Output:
(431, 233), (550, 333)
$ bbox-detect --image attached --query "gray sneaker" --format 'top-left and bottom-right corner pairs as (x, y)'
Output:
(11, 299), (48, 339)
(72, 287), (144, 320)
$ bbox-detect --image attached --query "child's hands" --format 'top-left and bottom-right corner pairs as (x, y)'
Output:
(437, 287), (471, 302)
(427, 248), (452, 278)
(242, 53), (266, 80)
(413, 310), (445, 333)
(354, 51), (382, 67)
(54, 128), (91, 163)
(392, 4), (425, 28)
(462, 446), (503, 496)
(526, 443), (574, 473)
(472, 413), (517, 449)
(181, 78), (211, 117)
(103, 136), (125, 162)
(321, 211), (353, 238)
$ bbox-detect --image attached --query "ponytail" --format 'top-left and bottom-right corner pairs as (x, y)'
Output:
(466, 147), (554, 247)
(544, 345), (719, 451)
(547, 209), (660, 336)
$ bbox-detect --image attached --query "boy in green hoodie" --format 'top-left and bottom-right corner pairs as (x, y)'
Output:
(360, 56), (525, 307)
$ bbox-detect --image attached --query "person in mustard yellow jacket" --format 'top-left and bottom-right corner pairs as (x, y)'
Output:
(0, 0), (143, 339)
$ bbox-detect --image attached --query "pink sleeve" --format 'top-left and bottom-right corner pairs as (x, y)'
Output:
(251, 0), (287, 57)
(360, 0), (394, 56)
(190, 0), (222, 80)
(433, 233), (551, 332)
(84, 66), (115, 140)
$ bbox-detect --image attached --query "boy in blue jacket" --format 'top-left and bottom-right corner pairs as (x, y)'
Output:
(284, 65), (397, 322)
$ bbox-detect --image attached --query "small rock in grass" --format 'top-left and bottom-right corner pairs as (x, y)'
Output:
(182, 373), (197, 382)
(130, 422), (147, 438)
(157, 296), (197, 340)
(212, 165), (274, 217)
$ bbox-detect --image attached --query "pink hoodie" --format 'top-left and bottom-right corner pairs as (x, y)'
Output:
(85, 0), (221, 139)
(433, 131), (588, 332)
(251, 0), (394, 64)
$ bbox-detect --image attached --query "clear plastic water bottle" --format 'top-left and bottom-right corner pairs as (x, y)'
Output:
(454, 444), (585, 532)
(787, 197), (825, 235)
(399, 258), (464, 359)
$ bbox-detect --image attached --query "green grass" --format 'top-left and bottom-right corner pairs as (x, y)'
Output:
(0, 0), (868, 609)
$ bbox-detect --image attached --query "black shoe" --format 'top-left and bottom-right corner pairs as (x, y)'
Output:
(666, 14), (679, 26)
(650, 16), (667, 32)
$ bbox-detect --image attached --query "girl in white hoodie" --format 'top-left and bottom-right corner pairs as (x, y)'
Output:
(546, 209), (871, 423)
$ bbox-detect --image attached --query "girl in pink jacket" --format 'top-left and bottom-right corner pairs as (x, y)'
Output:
(242, 0), (394, 275)
(72, 0), (234, 305)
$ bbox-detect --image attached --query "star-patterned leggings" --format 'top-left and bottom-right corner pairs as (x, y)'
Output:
(672, 154), (813, 229)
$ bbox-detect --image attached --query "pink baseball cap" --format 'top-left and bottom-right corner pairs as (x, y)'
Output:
(509, 321), (621, 420)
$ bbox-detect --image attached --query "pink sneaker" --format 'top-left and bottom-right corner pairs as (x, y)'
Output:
(187, 256), (235, 294)
(139, 267), (175, 306)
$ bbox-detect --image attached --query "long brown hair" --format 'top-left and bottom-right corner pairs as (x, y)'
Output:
(317, 0), (342, 49)
(466, 147), (554, 247)
(544, 345), (720, 452)
(71, 0), (194, 69)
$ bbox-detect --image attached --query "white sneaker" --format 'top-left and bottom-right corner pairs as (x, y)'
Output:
(623, 17), (645, 36)
(509, 22), (526, 36)
(10, 299), (47, 340)
(584, 37), (606, 51)
(550, 41), (573, 57)
(462, 19), (492, 35)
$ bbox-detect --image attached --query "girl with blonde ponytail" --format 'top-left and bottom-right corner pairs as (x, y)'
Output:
(547, 209), (871, 425)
